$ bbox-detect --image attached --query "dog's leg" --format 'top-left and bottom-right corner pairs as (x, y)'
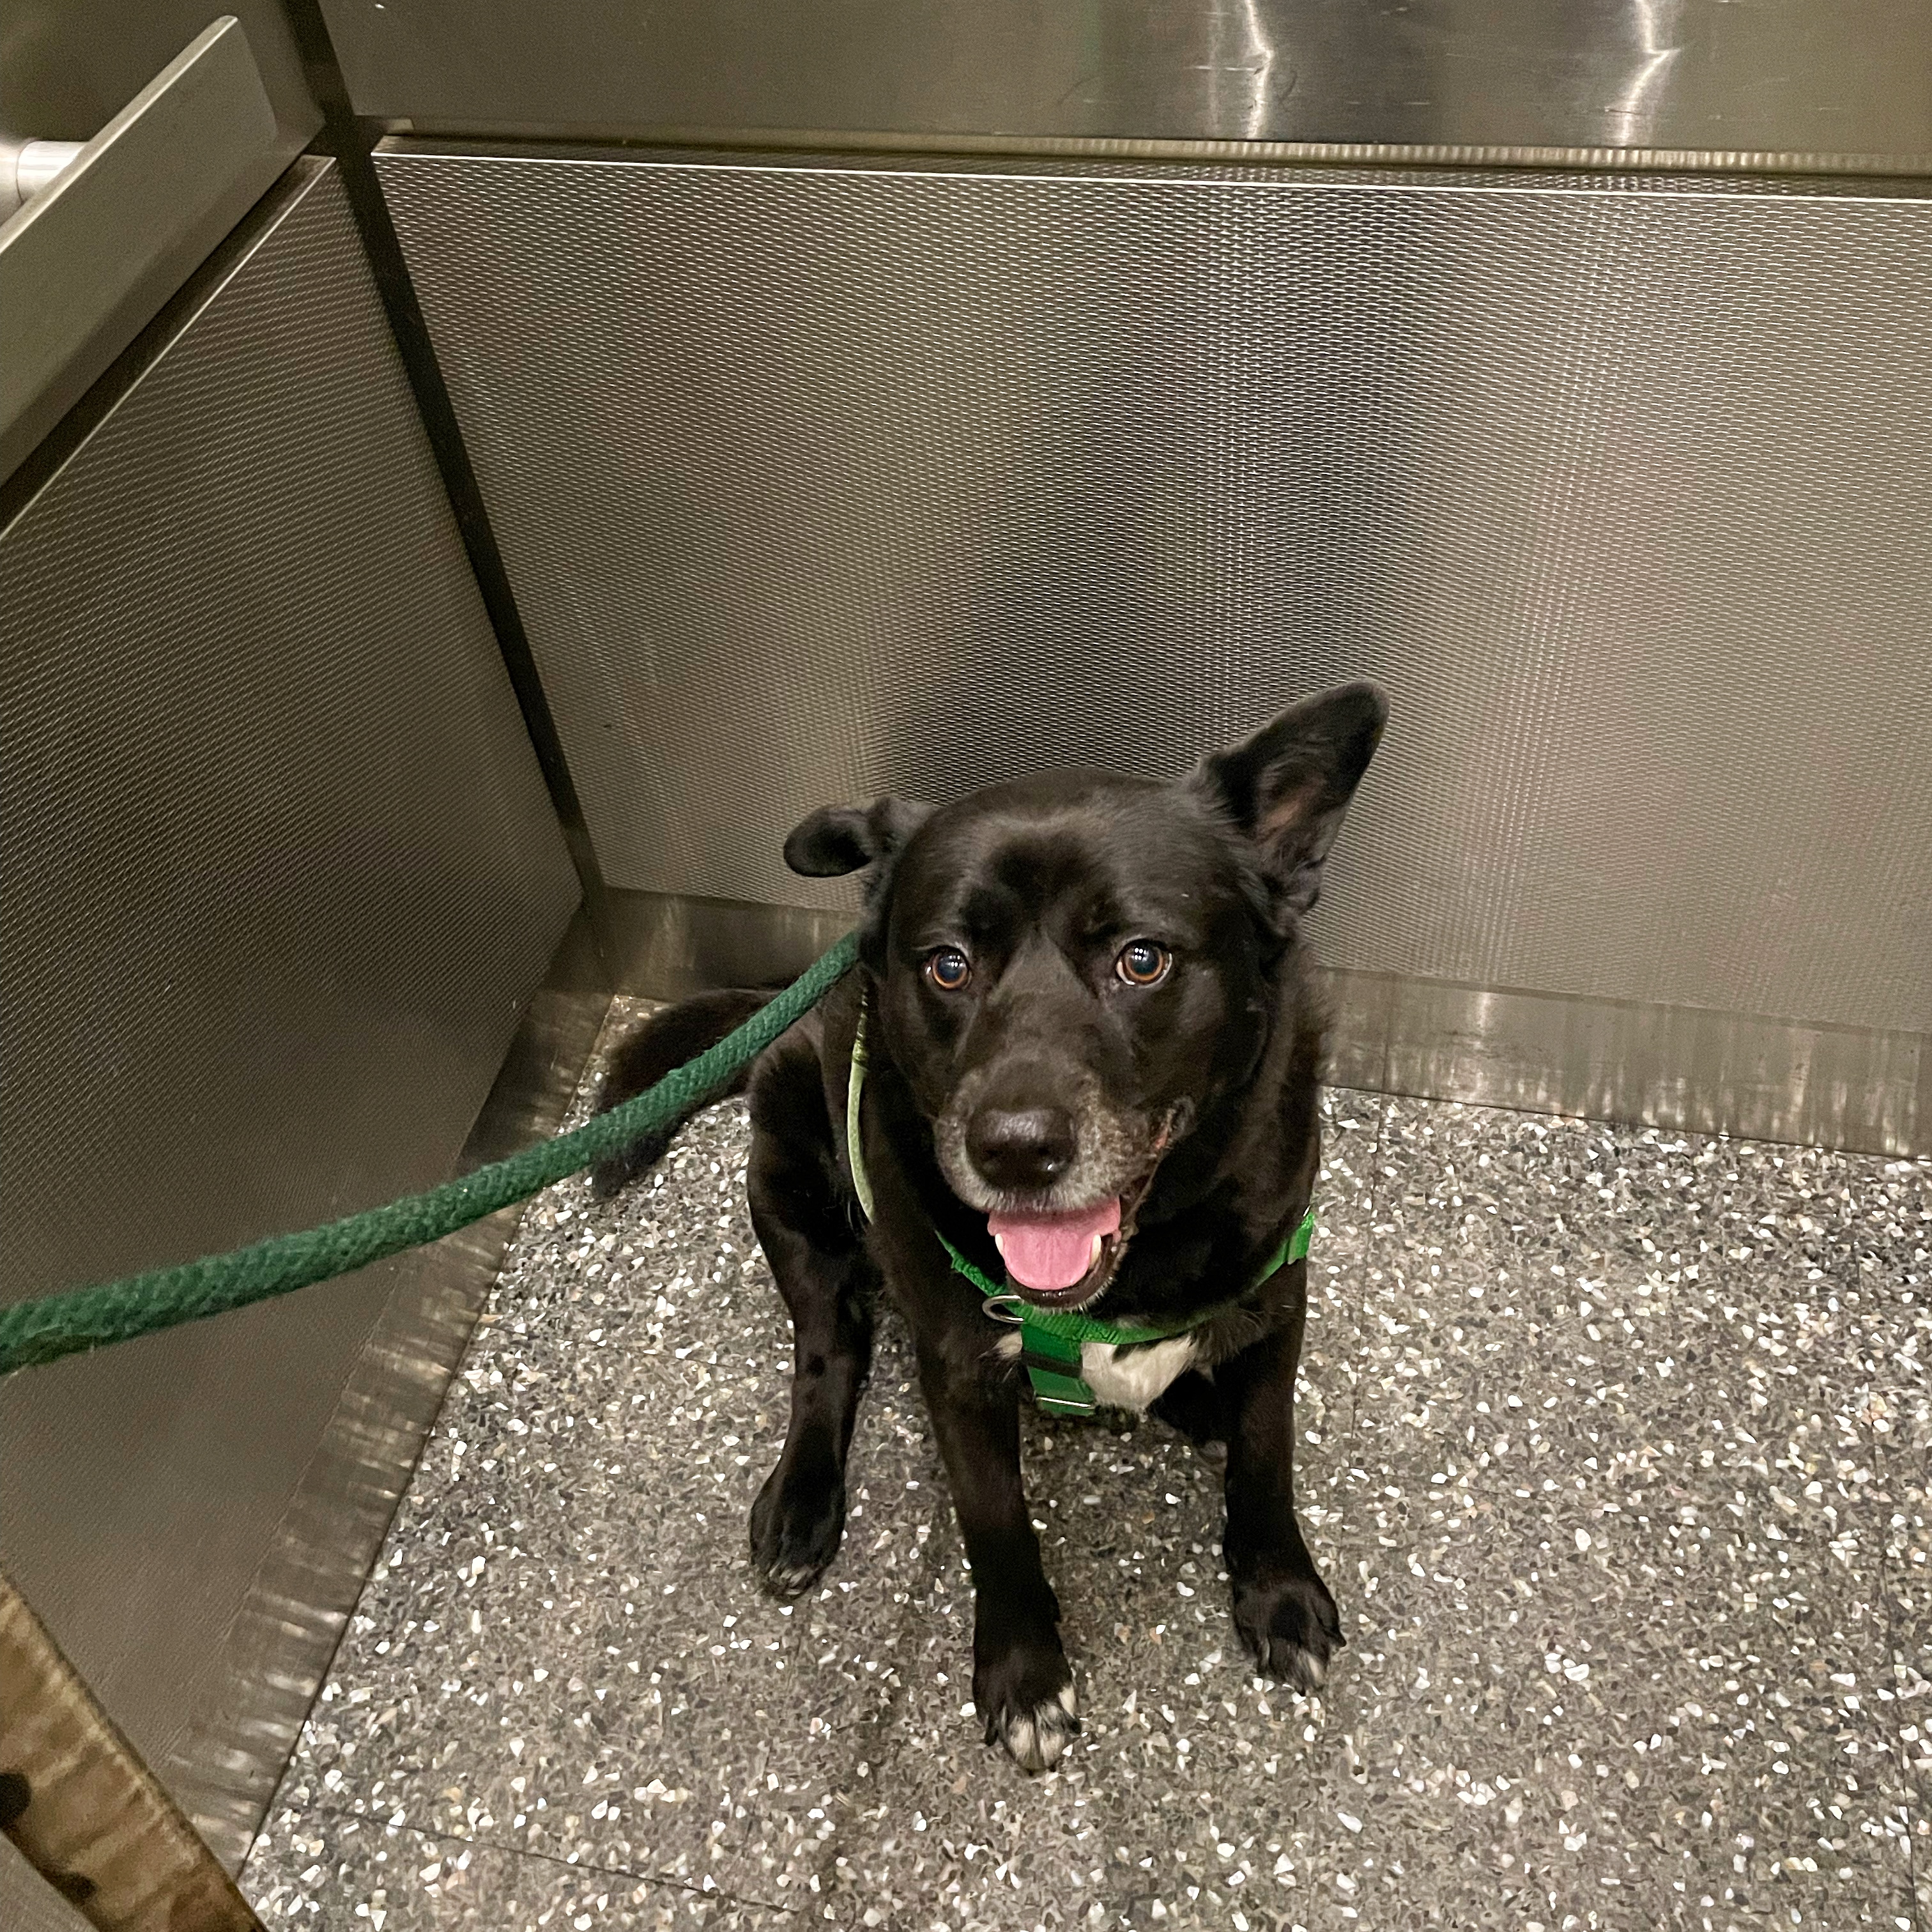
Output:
(745, 1045), (876, 1598)
(1218, 1298), (1345, 1693)
(1148, 1368), (1231, 1465)
(917, 1346), (1078, 1772)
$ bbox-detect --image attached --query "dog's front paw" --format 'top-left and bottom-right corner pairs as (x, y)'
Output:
(748, 1454), (845, 1598)
(974, 1642), (1079, 1773)
(1231, 1566), (1344, 1694)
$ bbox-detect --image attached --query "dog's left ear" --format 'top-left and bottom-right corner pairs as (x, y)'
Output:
(1190, 682), (1387, 915)
(783, 796), (934, 879)
(785, 796), (935, 966)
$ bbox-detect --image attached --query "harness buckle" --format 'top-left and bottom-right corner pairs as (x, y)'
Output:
(1036, 1390), (1099, 1418)
(982, 1292), (1028, 1326)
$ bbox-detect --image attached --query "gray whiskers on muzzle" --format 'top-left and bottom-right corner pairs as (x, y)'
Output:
(933, 1066), (1167, 1213)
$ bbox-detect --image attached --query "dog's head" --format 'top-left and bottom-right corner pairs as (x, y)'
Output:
(786, 682), (1386, 1309)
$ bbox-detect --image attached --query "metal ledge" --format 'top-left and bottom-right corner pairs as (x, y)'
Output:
(0, 18), (290, 486)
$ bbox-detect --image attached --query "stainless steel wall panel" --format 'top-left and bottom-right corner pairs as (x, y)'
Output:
(174, 920), (606, 1869)
(0, 157), (577, 1916)
(378, 148), (1932, 1071)
(323, 1), (1932, 169)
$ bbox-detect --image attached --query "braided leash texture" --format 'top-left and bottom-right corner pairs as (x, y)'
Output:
(0, 935), (859, 1378)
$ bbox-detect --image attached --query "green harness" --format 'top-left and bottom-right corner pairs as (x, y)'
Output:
(845, 1002), (1314, 1416)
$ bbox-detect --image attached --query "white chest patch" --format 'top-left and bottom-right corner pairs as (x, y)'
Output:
(996, 1328), (1198, 1411)
(1080, 1333), (1199, 1410)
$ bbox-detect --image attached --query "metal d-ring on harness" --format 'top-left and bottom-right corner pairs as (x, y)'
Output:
(845, 998), (1315, 1417)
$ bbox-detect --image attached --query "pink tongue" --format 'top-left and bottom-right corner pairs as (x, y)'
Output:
(987, 1198), (1123, 1293)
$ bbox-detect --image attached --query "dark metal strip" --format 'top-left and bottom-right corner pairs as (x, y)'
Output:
(275, 0), (614, 974)
(375, 121), (1932, 185)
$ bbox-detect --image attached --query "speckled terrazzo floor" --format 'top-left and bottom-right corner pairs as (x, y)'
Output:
(241, 999), (1932, 1932)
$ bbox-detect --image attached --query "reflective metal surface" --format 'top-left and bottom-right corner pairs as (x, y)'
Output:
(606, 889), (852, 1000)
(0, 18), (287, 485)
(2, 139), (86, 209)
(0, 157), (577, 1925)
(1344, 973), (1927, 1160)
(327, 1), (1932, 168)
(378, 144), (1932, 1143)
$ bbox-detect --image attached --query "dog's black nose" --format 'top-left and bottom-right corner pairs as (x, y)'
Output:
(967, 1106), (1077, 1192)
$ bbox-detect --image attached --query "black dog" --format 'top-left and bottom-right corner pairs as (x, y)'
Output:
(592, 682), (1386, 1770)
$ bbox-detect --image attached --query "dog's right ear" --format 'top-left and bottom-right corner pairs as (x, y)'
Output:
(1190, 682), (1387, 918)
(784, 797), (934, 879)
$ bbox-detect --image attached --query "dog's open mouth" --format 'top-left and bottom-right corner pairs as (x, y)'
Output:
(988, 1197), (1124, 1301)
(984, 1126), (1172, 1309)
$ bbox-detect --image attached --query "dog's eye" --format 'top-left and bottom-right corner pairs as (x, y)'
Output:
(1116, 940), (1172, 986)
(924, 947), (972, 992)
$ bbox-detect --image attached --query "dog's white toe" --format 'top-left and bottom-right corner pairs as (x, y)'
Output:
(997, 1682), (1080, 1773)
(1279, 1643), (1330, 1692)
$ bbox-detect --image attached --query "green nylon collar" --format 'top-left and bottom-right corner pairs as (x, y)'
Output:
(847, 999), (1314, 1416)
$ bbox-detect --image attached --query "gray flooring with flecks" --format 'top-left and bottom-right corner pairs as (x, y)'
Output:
(241, 998), (1931, 1931)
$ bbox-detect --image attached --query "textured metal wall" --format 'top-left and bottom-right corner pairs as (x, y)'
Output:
(0, 158), (577, 1922)
(377, 148), (1931, 1068)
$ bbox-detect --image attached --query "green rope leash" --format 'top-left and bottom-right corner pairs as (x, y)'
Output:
(0, 933), (861, 1381)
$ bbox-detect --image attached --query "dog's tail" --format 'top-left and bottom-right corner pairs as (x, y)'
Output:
(588, 988), (774, 1199)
